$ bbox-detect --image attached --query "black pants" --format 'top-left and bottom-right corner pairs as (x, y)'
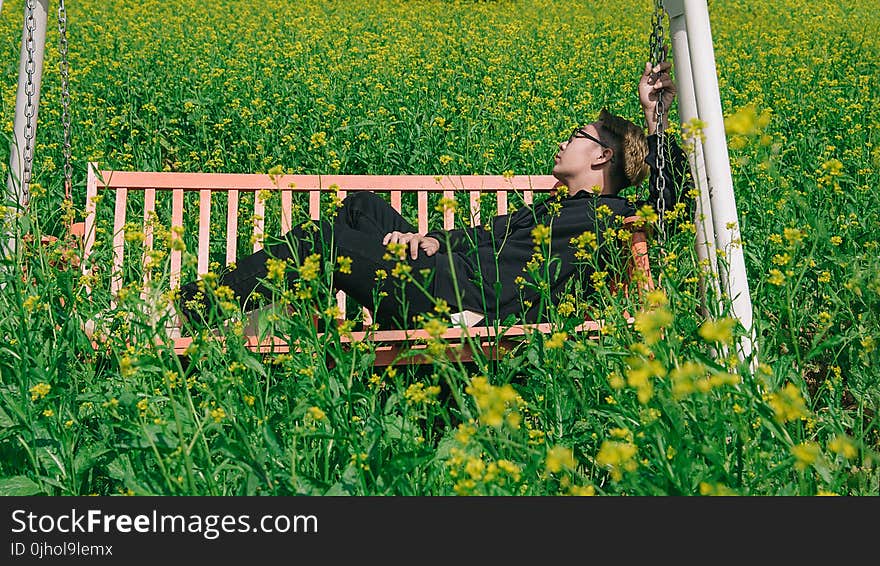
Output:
(179, 191), (438, 330)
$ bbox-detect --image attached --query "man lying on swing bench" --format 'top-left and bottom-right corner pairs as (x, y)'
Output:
(179, 60), (692, 332)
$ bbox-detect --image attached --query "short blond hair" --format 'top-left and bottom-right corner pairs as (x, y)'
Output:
(595, 108), (649, 192)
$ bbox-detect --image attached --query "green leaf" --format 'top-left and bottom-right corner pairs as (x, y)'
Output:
(0, 404), (15, 429)
(0, 476), (44, 496)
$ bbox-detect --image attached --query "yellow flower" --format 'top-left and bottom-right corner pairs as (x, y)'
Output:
(23, 295), (42, 313)
(625, 355), (666, 404)
(266, 258), (287, 282)
(422, 318), (448, 339)
(464, 456), (485, 480)
(309, 131), (327, 149)
(607, 371), (625, 390)
(119, 355), (136, 379)
(768, 269), (786, 286)
(531, 224), (551, 248)
(595, 440), (638, 481)
(391, 262), (412, 279)
(771, 253), (791, 266)
(636, 204), (658, 224)
(596, 204), (613, 219)
(827, 434), (857, 460)
(544, 331), (567, 349)
(169, 225), (186, 251)
(433, 298), (451, 315)
(791, 442), (820, 471)
(384, 242), (407, 261)
(682, 117), (707, 146)
(298, 254), (321, 282)
(571, 230), (598, 255)
(699, 482), (738, 496)
(590, 270), (608, 290)
(307, 406), (326, 421)
(698, 317), (737, 345)
(268, 164), (284, 182)
(336, 255), (352, 275)
(404, 383), (441, 406)
(767, 383), (809, 423)
(436, 197), (457, 214)
(633, 305), (673, 346)
(210, 407), (227, 422)
(569, 484), (596, 496)
(466, 376), (524, 429)
(29, 382), (51, 401)
(724, 104), (771, 136)
(545, 445), (576, 474)
(557, 300), (575, 317)
(783, 227), (805, 245)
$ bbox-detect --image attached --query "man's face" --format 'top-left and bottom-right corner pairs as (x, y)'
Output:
(552, 123), (610, 180)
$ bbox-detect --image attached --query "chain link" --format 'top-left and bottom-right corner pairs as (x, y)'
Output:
(649, 0), (668, 243)
(22, 0), (37, 195)
(58, 0), (73, 203)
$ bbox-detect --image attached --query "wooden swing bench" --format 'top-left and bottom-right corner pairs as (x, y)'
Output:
(80, 164), (654, 366)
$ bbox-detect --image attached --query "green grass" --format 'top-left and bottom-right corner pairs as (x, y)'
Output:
(0, 0), (877, 495)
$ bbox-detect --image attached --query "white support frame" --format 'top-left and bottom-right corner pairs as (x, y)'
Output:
(4, 0), (49, 261)
(6, 0), (49, 208)
(665, 0), (757, 365)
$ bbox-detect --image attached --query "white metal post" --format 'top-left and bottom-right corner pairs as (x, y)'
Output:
(664, 0), (723, 324)
(4, 0), (48, 262)
(681, 0), (757, 363)
(6, 0), (49, 210)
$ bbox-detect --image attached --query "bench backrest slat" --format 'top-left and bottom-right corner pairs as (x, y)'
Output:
(170, 188), (184, 291)
(110, 187), (127, 306)
(253, 190), (265, 252)
(92, 172), (554, 191)
(226, 190), (239, 266)
(198, 189), (211, 276)
(140, 188), (156, 302)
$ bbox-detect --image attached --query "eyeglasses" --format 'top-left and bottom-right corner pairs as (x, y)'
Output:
(570, 127), (610, 148)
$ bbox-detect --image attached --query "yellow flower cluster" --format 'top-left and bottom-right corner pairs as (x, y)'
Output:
(29, 382), (51, 401)
(298, 254), (321, 282)
(767, 383), (809, 424)
(446, 447), (522, 495)
(669, 361), (740, 399)
(595, 440), (638, 482)
(465, 376), (524, 429)
(633, 290), (673, 345)
(404, 382), (441, 406)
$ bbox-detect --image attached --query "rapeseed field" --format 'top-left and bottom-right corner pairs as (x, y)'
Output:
(0, 0), (877, 495)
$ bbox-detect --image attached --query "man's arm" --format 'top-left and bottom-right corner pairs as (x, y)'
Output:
(639, 60), (676, 136)
(638, 60), (693, 224)
(644, 133), (693, 221)
(384, 213), (510, 259)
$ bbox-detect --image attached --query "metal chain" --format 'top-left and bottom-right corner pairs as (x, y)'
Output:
(22, 0), (37, 194)
(649, 0), (668, 243)
(58, 0), (73, 203)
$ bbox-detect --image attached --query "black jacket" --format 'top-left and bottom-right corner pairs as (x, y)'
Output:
(426, 134), (692, 324)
